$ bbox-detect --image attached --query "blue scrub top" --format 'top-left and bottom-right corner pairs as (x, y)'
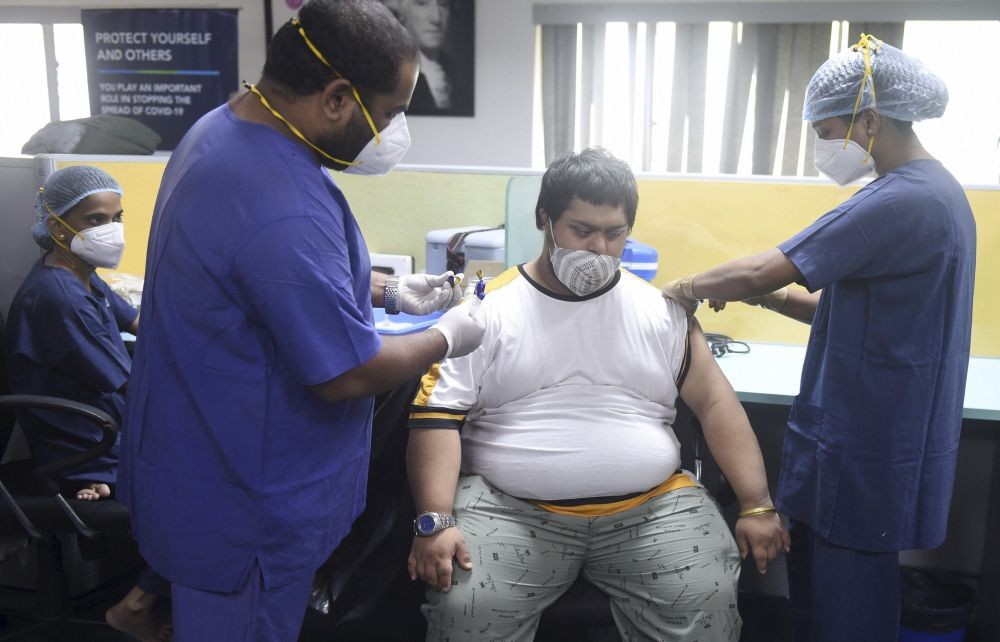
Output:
(5, 259), (137, 484)
(120, 104), (382, 592)
(777, 159), (976, 552)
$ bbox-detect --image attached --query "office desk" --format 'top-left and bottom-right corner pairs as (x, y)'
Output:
(715, 342), (1000, 640)
(714, 342), (1000, 421)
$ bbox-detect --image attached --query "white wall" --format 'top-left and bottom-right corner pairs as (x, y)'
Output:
(273, 0), (984, 169)
(404, 0), (535, 167)
(272, 0), (538, 168)
(3, 0), (984, 169)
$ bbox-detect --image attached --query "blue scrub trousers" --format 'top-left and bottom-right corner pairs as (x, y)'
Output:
(170, 563), (313, 642)
(787, 519), (900, 642)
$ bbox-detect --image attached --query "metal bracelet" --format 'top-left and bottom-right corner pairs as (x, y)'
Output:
(384, 275), (401, 315)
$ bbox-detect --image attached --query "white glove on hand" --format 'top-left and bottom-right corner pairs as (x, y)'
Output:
(400, 272), (464, 315)
(661, 275), (700, 320)
(431, 297), (485, 359)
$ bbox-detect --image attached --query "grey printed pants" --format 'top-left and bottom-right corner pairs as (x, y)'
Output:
(423, 475), (741, 642)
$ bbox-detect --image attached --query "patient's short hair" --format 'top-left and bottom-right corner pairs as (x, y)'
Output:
(534, 148), (638, 229)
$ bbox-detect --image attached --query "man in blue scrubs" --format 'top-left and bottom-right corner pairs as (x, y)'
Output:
(662, 37), (976, 641)
(120, 1), (485, 639)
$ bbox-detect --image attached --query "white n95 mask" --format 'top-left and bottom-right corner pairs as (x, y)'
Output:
(70, 222), (126, 268)
(814, 138), (875, 186)
(345, 113), (411, 176)
(549, 221), (620, 297)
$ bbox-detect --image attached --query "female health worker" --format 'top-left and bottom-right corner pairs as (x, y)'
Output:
(5, 165), (171, 641)
(662, 36), (976, 642)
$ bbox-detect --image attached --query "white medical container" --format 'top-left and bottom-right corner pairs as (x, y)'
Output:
(425, 226), (488, 274)
(462, 229), (506, 266)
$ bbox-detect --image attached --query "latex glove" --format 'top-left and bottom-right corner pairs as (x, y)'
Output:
(735, 511), (791, 574)
(709, 287), (788, 313)
(400, 272), (464, 315)
(430, 297), (485, 359)
(408, 528), (472, 592)
(661, 275), (700, 319)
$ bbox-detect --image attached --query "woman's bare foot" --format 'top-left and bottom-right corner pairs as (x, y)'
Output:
(106, 585), (171, 641)
(75, 483), (111, 501)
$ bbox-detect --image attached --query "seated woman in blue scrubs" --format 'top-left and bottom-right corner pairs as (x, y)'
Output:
(5, 165), (169, 641)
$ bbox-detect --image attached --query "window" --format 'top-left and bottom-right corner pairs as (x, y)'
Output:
(54, 23), (90, 121)
(534, 18), (1000, 185)
(0, 21), (90, 156)
(0, 24), (50, 155)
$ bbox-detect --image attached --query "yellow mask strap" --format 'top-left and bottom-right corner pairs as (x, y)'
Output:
(243, 81), (359, 167)
(844, 33), (883, 160)
(44, 202), (81, 253)
(291, 17), (380, 145)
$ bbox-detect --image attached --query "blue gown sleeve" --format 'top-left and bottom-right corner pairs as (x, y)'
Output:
(59, 302), (131, 393)
(16, 285), (131, 394)
(778, 177), (901, 292)
(231, 214), (382, 387)
(94, 277), (139, 330)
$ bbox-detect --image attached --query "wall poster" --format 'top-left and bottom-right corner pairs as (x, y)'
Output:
(380, 0), (474, 117)
(82, 9), (238, 150)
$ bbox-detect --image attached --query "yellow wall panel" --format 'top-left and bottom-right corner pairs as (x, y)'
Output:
(334, 171), (509, 269)
(632, 178), (1000, 356)
(55, 160), (999, 356)
(966, 189), (1000, 356)
(57, 160), (508, 276)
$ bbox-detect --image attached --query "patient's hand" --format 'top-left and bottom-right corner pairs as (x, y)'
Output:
(408, 528), (472, 592)
(75, 483), (111, 501)
(735, 512), (790, 574)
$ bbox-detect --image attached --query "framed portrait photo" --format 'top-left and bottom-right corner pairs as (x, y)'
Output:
(381, 0), (475, 117)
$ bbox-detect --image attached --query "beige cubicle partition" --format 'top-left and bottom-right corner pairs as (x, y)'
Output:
(47, 155), (1000, 356)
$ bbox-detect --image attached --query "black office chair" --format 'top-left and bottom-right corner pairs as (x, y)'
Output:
(301, 377), (427, 641)
(0, 352), (135, 637)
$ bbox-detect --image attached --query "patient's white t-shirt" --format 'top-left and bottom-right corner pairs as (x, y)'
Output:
(408, 265), (691, 500)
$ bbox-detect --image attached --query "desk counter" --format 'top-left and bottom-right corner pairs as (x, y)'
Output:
(715, 342), (1000, 421)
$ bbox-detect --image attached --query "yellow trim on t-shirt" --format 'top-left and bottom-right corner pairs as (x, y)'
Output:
(412, 363), (442, 408)
(484, 266), (521, 294)
(530, 471), (700, 517)
(409, 411), (466, 422)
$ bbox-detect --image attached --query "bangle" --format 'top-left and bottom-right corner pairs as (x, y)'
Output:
(739, 506), (777, 518)
(384, 275), (400, 315)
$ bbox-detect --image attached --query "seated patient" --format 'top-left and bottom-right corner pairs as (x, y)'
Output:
(406, 148), (789, 641)
(5, 166), (169, 641)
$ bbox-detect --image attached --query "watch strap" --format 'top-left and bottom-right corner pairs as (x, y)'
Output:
(384, 275), (401, 315)
(414, 511), (457, 536)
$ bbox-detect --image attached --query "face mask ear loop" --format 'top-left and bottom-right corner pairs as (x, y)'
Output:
(45, 209), (92, 269)
(547, 219), (563, 254)
(45, 204), (80, 253)
(845, 33), (882, 163)
(243, 81), (359, 167)
(291, 17), (381, 145)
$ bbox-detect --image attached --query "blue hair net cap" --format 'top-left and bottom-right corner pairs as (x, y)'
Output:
(32, 166), (123, 249)
(803, 36), (948, 123)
